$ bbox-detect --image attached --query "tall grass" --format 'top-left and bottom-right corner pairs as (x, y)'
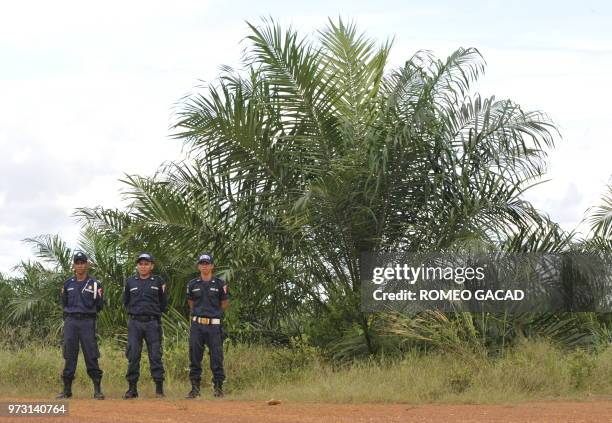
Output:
(0, 331), (610, 402)
(233, 341), (612, 403)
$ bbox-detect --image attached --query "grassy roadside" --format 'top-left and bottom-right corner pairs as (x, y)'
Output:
(1, 339), (611, 403)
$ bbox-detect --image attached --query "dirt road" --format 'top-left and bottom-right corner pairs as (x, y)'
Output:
(1, 397), (610, 422)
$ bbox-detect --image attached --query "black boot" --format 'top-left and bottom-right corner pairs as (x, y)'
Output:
(123, 381), (138, 399)
(213, 381), (224, 398)
(56, 377), (72, 399)
(92, 378), (105, 400)
(155, 380), (165, 398)
(185, 380), (200, 399)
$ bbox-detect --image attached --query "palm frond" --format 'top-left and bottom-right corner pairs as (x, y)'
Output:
(586, 183), (612, 239)
(23, 235), (72, 273)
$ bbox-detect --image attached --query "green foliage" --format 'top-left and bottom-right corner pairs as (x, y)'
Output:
(4, 261), (65, 337)
(587, 183), (612, 240)
(76, 18), (562, 354)
(385, 310), (486, 360)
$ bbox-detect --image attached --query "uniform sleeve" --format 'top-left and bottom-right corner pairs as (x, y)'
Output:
(159, 277), (168, 313)
(94, 280), (104, 312)
(219, 278), (228, 301)
(61, 281), (69, 306)
(123, 279), (130, 308)
(185, 281), (193, 301)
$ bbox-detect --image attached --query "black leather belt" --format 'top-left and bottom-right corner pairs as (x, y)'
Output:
(64, 312), (96, 319)
(129, 314), (160, 322)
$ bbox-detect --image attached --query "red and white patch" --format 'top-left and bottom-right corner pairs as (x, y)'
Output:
(223, 285), (227, 294)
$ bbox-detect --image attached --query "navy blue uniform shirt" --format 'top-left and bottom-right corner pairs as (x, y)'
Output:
(62, 276), (104, 314)
(123, 274), (168, 316)
(186, 276), (228, 318)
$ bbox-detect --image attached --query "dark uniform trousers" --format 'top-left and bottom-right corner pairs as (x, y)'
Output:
(126, 318), (165, 382)
(188, 322), (224, 384)
(62, 317), (103, 381)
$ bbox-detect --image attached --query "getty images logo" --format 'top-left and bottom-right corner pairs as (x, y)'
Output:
(372, 263), (487, 285)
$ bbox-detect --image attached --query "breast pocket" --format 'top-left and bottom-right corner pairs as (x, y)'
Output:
(190, 287), (203, 301)
(67, 288), (78, 306)
(145, 285), (159, 301)
(207, 289), (220, 308)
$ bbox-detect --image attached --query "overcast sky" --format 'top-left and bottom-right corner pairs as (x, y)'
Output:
(1, 0), (611, 274)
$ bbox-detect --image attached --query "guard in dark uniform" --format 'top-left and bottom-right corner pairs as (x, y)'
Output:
(57, 251), (105, 400)
(122, 253), (168, 399)
(185, 253), (229, 398)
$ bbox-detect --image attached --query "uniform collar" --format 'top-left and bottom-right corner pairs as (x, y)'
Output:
(198, 277), (214, 283)
(135, 274), (155, 280)
(198, 274), (215, 283)
(72, 275), (90, 282)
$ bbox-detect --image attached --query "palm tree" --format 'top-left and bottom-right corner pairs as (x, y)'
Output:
(165, 18), (558, 352)
(4, 235), (72, 337)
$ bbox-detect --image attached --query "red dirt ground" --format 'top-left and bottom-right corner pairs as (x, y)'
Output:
(1, 397), (611, 422)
